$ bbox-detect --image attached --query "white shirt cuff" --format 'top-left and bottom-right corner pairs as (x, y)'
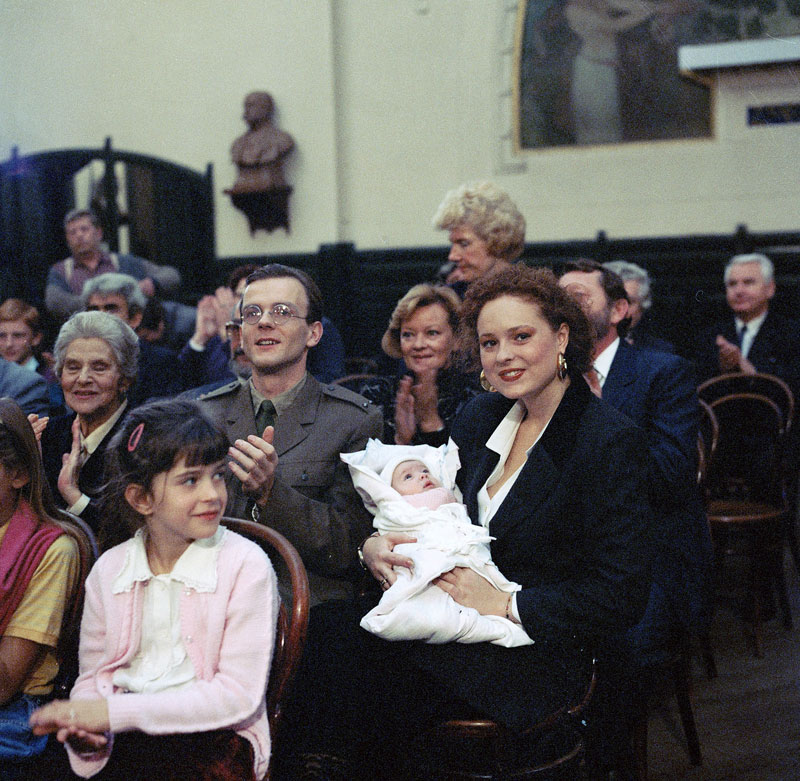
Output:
(68, 493), (91, 516)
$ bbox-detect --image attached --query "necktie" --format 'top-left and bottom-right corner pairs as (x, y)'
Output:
(255, 400), (276, 436)
(736, 324), (746, 348)
(584, 367), (602, 398)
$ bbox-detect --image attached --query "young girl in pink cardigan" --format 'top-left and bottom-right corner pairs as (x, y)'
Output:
(30, 399), (278, 780)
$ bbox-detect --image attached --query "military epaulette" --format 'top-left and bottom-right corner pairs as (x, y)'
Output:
(320, 383), (375, 412)
(197, 379), (243, 401)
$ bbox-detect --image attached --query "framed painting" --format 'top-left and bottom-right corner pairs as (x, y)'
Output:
(515, 0), (798, 150)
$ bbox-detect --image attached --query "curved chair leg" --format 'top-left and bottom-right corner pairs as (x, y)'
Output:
(632, 712), (648, 781)
(699, 633), (718, 680)
(672, 655), (702, 767)
(775, 552), (793, 630)
(788, 511), (800, 579)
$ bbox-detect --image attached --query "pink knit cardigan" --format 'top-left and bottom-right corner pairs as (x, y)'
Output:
(67, 528), (278, 779)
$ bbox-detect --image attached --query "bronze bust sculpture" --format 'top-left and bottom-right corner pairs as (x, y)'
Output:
(226, 91), (295, 233)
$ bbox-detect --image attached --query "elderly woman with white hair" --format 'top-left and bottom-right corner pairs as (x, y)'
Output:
(40, 310), (139, 547)
(433, 182), (526, 292)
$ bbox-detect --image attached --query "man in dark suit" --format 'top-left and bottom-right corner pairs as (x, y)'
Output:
(0, 356), (49, 416)
(695, 253), (800, 397)
(560, 260), (713, 654)
(603, 260), (674, 353)
(82, 272), (182, 407)
(198, 264), (383, 606)
(560, 259), (713, 774)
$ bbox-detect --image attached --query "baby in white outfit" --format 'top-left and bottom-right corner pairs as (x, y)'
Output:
(341, 440), (532, 647)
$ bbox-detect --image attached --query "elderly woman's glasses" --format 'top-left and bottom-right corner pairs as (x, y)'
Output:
(241, 304), (305, 327)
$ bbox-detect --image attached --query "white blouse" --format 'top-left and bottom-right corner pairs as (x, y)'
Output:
(477, 400), (552, 528)
(475, 400), (554, 622)
(111, 526), (224, 694)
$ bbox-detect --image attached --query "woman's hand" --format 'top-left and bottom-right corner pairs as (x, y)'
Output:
(26, 413), (49, 443)
(57, 417), (83, 507)
(362, 532), (417, 589)
(30, 698), (111, 750)
(433, 567), (508, 617)
(410, 368), (443, 434)
(394, 376), (417, 445)
(394, 371), (444, 444)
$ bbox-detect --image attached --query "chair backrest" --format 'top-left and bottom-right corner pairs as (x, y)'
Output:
(698, 372), (794, 434)
(52, 511), (99, 698)
(344, 356), (379, 375)
(331, 372), (380, 395)
(706, 392), (785, 504)
(697, 399), (719, 490)
(220, 518), (310, 741)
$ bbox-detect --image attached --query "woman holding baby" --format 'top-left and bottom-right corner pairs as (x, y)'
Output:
(277, 265), (653, 779)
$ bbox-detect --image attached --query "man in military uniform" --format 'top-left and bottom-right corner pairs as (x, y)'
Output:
(199, 264), (382, 605)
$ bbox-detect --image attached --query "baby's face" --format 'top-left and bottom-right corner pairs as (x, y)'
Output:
(391, 460), (441, 496)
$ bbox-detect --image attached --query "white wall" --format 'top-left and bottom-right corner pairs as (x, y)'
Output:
(1, 0), (340, 255)
(2, 0), (799, 258)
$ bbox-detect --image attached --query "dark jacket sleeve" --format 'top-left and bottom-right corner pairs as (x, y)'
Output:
(514, 427), (652, 641)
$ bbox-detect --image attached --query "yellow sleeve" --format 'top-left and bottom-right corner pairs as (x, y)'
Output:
(4, 533), (80, 648)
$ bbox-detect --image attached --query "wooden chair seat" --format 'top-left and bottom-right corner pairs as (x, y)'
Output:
(707, 499), (786, 524)
(410, 661), (597, 780)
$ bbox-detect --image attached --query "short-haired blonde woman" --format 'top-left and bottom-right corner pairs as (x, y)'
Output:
(360, 283), (480, 446)
(433, 181), (525, 285)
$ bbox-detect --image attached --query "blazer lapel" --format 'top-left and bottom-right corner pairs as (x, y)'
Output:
(481, 381), (590, 539)
(488, 446), (558, 539)
(602, 340), (636, 409)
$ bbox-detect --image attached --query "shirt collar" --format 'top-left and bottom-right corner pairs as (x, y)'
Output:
(485, 399), (550, 458)
(112, 526), (225, 594)
(81, 400), (128, 456)
(735, 310), (768, 335)
(22, 356), (39, 373)
(249, 372), (307, 418)
(593, 336), (621, 387)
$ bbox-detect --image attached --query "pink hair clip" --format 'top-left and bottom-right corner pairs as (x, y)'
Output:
(127, 423), (145, 452)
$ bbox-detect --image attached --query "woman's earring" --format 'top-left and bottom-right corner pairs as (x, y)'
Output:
(557, 353), (568, 381)
(480, 370), (497, 393)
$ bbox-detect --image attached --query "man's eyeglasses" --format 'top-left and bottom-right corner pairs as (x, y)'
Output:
(241, 303), (306, 327)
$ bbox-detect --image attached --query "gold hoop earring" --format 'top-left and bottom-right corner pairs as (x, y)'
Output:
(557, 353), (568, 381)
(480, 370), (497, 393)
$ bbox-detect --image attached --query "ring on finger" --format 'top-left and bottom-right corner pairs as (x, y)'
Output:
(379, 576), (389, 589)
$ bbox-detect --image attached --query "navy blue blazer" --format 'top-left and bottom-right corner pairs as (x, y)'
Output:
(128, 340), (183, 408)
(0, 358), (49, 416)
(453, 376), (653, 643)
(394, 378), (653, 729)
(603, 340), (713, 644)
(695, 311), (800, 398)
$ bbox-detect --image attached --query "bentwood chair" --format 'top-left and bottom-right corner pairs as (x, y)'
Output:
(703, 393), (792, 656)
(699, 372), (800, 577)
(331, 372), (380, 395)
(221, 517), (310, 781)
(410, 660), (597, 780)
(698, 372), (794, 434)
